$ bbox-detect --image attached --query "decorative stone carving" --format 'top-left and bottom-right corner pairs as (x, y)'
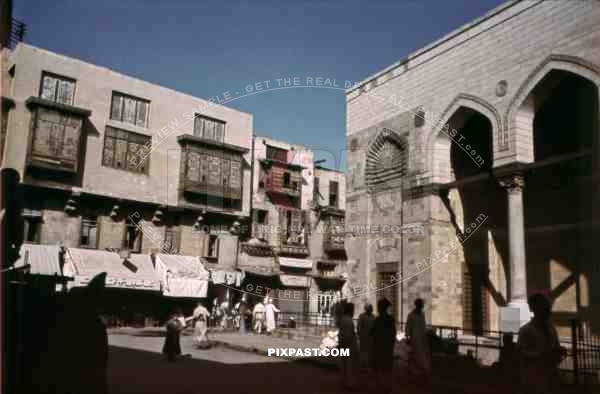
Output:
(498, 174), (525, 194)
(152, 206), (165, 225)
(414, 108), (426, 128)
(109, 204), (120, 220)
(495, 80), (508, 97)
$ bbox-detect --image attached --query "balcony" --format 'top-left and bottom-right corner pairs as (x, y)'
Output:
(178, 137), (246, 203)
(323, 235), (345, 253)
(240, 241), (274, 257)
(277, 242), (309, 256)
(25, 97), (91, 174)
(277, 231), (309, 256)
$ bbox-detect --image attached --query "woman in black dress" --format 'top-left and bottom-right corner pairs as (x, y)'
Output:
(371, 298), (396, 392)
(163, 308), (185, 362)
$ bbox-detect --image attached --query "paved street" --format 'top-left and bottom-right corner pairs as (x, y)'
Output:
(108, 334), (425, 394)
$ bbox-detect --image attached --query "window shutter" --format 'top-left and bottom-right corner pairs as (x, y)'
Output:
(57, 79), (74, 105)
(123, 97), (137, 124)
(136, 101), (147, 127)
(230, 160), (241, 189)
(41, 75), (57, 101)
(111, 94), (123, 120)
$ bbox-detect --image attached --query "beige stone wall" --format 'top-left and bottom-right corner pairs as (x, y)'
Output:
(4, 43), (253, 216)
(40, 208), (80, 247)
(346, 0), (600, 328)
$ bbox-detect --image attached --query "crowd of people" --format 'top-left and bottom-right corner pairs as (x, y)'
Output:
(334, 294), (567, 393)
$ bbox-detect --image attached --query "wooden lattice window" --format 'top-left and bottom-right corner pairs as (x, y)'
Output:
(110, 92), (149, 128)
(183, 147), (242, 199)
(102, 126), (151, 174)
(30, 107), (83, 171)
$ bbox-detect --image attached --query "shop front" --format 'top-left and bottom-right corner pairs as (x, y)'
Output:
(63, 248), (162, 326)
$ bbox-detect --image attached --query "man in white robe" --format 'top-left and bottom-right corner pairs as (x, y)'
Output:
(192, 302), (210, 348)
(252, 302), (266, 334)
(264, 298), (279, 334)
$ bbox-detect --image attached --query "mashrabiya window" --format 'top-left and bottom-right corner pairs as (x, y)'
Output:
(102, 126), (151, 174)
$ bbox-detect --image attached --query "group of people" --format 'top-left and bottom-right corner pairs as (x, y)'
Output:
(162, 297), (283, 362)
(336, 293), (567, 393)
(337, 297), (429, 392)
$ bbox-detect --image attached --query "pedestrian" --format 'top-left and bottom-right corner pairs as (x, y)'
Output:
(162, 308), (186, 362)
(239, 297), (248, 335)
(253, 301), (266, 334)
(517, 293), (566, 394)
(264, 298), (280, 334)
(371, 298), (396, 393)
(357, 303), (375, 369)
(338, 302), (358, 390)
(192, 301), (210, 349)
(406, 298), (431, 383)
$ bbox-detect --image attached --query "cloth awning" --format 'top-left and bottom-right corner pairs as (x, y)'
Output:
(279, 274), (310, 288)
(209, 269), (244, 287)
(278, 257), (313, 269)
(154, 254), (209, 298)
(63, 248), (160, 291)
(14, 243), (63, 277)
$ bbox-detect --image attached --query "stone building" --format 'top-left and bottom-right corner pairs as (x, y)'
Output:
(345, 0), (600, 335)
(2, 43), (253, 318)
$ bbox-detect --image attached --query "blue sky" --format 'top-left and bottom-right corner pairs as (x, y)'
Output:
(14, 0), (505, 170)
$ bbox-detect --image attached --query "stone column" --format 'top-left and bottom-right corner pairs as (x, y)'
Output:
(498, 173), (530, 329)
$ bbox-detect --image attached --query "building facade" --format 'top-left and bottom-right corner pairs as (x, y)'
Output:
(345, 0), (600, 335)
(238, 136), (350, 318)
(1, 43), (253, 319)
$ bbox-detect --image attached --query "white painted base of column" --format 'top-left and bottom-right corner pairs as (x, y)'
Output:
(499, 302), (532, 334)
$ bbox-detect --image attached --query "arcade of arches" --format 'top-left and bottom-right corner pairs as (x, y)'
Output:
(347, 66), (599, 337)
(430, 69), (599, 335)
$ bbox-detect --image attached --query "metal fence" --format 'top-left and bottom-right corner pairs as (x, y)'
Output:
(272, 313), (600, 386)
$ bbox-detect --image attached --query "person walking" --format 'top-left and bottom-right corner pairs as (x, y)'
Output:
(371, 298), (396, 393)
(253, 301), (266, 334)
(517, 293), (566, 394)
(338, 302), (359, 390)
(264, 298), (280, 334)
(357, 303), (375, 370)
(162, 308), (186, 362)
(406, 298), (431, 383)
(192, 301), (210, 349)
(239, 297), (248, 335)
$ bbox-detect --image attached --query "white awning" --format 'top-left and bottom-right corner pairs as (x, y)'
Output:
(278, 257), (313, 269)
(279, 274), (310, 288)
(14, 243), (62, 276)
(154, 254), (209, 298)
(63, 248), (160, 291)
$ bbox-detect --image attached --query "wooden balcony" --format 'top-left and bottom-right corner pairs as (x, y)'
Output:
(323, 237), (345, 253)
(277, 242), (309, 257)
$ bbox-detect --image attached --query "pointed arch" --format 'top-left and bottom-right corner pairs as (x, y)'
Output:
(365, 128), (408, 192)
(504, 54), (600, 164)
(427, 94), (501, 183)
